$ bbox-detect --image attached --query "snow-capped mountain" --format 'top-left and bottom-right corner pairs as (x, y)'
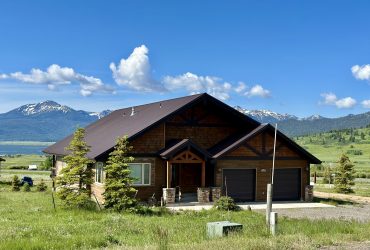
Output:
(234, 106), (298, 123)
(7, 100), (112, 118)
(12, 101), (73, 116)
(0, 101), (112, 141)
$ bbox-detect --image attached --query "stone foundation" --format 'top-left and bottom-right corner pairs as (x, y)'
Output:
(163, 188), (176, 204)
(197, 187), (210, 203)
(211, 187), (222, 202)
(305, 185), (314, 202)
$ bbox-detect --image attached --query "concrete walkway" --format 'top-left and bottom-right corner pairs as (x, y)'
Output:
(167, 201), (334, 211)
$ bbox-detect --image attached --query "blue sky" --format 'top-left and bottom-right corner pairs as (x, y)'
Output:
(1, 0), (370, 117)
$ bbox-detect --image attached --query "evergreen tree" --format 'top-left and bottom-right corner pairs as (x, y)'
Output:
(11, 175), (21, 191)
(334, 154), (355, 194)
(36, 179), (47, 192)
(56, 128), (94, 208)
(23, 182), (31, 192)
(103, 136), (137, 211)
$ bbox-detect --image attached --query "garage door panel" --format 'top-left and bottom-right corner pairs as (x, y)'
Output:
(273, 168), (300, 201)
(223, 169), (255, 202)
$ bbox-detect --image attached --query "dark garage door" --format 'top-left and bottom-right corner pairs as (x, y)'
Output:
(273, 168), (301, 201)
(223, 169), (256, 202)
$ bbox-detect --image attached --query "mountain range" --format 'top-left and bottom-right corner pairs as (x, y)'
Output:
(0, 101), (369, 141)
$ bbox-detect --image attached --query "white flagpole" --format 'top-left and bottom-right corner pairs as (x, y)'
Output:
(271, 123), (278, 185)
(266, 123), (278, 226)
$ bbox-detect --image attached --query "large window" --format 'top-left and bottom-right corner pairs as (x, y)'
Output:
(129, 163), (151, 185)
(95, 162), (104, 183)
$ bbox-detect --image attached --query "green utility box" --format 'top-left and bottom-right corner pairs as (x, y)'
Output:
(206, 221), (243, 238)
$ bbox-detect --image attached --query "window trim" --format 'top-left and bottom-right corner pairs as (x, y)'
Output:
(95, 162), (104, 184)
(129, 163), (151, 186)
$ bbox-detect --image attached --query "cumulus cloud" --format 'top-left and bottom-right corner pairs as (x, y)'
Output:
(245, 84), (271, 98)
(110, 45), (166, 92)
(234, 82), (247, 93)
(163, 72), (233, 101)
(0, 64), (114, 96)
(351, 64), (370, 80)
(362, 100), (370, 108)
(320, 93), (357, 109)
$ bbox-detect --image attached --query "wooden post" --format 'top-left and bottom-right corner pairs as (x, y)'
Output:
(166, 161), (172, 188)
(201, 161), (205, 187)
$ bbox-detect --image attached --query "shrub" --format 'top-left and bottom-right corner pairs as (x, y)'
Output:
(36, 179), (47, 192)
(22, 182), (31, 192)
(213, 196), (240, 211)
(11, 175), (21, 191)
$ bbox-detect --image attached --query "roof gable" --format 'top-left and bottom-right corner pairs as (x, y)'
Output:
(212, 123), (321, 164)
(43, 93), (260, 159)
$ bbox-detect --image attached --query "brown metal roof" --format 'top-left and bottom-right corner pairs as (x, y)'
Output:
(43, 93), (204, 159)
(211, 123), (321, 164)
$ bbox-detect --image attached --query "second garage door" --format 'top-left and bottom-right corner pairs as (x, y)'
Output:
(273, 168), (301, 201)
(223, 169), (256, 202)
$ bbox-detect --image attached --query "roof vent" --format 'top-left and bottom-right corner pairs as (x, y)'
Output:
(130, 107), (136, 116)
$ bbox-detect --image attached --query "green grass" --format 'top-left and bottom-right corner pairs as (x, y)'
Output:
(295, 126), (370, 175)
(314, 178), (370, 197)
(0, 169), (51, 183)
(0, 154), (46, 169)
(1, 186), (370, 249)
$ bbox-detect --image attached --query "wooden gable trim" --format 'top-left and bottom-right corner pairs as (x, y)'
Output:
(170, 150), (204, 163)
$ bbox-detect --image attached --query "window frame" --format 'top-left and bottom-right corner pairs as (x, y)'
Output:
(95, 162), (104, 184)
(129, 163), (151, 186)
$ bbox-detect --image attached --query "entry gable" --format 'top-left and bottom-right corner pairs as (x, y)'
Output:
(212, 124), (321, 164)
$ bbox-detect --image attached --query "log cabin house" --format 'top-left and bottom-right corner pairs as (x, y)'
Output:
(44, 93), (320, 204)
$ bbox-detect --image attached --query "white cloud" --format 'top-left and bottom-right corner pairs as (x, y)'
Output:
(245, 84), (271, 98)
(320, 93), (356, 109)
(362, 100), (370, 108)
(321, 92), (337, 105)
(234, 82), (247, 93)
(163, 72), (232, 101)
(110, 45), (166, 92)
(1, 64), (114, 96)
(335, 97), (357, 108)
(351, 64), (370, 80)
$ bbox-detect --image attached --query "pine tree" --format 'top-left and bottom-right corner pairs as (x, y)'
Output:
(334, 154), (355, 194)
(11, 175), (21, 191)
(23, 182), (31, 192)
(36, 179), (47, 192)
(56, 128), (94, 208)
(103, 136), (137, 211)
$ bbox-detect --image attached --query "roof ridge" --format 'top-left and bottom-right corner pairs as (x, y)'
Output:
(115, 93), (206, 112)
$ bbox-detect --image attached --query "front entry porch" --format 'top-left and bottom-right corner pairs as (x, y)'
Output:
(159, 139), (221, 204)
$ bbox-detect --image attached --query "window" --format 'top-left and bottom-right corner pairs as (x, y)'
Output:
(95, 162), (104, 183)
(129, 163), (151, 185)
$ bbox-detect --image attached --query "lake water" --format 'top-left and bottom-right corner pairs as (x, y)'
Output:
(0, 145), (47, 155)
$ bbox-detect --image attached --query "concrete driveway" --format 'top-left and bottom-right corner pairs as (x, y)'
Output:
(167, 201), (333, 211)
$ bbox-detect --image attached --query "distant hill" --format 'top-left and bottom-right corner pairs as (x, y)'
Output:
(0, 101), (112, 141)
(1, 100), (370, 142)
(235, 107), (370, 136)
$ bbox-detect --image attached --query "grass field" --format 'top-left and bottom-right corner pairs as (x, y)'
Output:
(1, 178), (370, 249)
(0, 154), (46, 169)
(314, 178), (370, 197)
(295, 126), (370, 175)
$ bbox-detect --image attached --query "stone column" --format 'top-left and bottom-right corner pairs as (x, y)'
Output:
(163, 188), (176, 204)
(197, 187), (210, 203)
(305, 185), (314, 202)
(211, 187), (222, 202)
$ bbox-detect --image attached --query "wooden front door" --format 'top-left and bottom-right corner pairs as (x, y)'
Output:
(179, 163), (201, 192)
